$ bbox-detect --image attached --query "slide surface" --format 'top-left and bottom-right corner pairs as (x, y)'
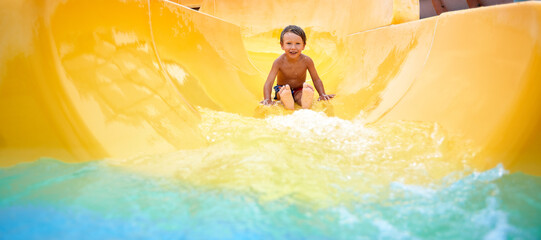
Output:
(0, 0), (540, 177)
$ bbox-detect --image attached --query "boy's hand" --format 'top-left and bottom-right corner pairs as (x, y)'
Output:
(318, 94), (335, 101)
(260, 99), (275, 105)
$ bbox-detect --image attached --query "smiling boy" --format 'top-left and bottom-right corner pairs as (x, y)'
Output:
(260, 25), (335, 110)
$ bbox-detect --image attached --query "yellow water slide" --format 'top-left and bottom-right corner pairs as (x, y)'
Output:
(0, 0), (539, 175)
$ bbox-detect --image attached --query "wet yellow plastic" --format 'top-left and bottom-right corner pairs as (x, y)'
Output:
(0, 0), (539, 175)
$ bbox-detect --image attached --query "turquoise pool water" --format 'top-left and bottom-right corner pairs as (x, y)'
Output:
(1, 110), (540, 239)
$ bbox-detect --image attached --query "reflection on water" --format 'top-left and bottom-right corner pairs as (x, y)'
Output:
(1, 109), (540, 239)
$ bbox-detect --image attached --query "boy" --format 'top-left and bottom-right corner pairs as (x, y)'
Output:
(260, 25), (335, 110)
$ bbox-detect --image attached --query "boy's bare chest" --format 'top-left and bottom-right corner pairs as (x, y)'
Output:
(279, 62), (307, 79)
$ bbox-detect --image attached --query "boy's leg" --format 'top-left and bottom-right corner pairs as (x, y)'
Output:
(295, 83), (314, 109)
(279, 85), (295, 110)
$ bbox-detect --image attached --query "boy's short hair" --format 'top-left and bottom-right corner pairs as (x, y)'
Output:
(280, 25), (306, 45)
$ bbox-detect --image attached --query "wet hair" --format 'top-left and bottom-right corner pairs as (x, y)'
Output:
(280, 25), (306, 45)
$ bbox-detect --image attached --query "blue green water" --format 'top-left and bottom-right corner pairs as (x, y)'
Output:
(2, 110), (541, 239)
(1, 158), (540, 239)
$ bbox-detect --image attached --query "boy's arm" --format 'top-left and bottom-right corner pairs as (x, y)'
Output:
(261, 60), (279, 105)
(306, 57), (335, 101)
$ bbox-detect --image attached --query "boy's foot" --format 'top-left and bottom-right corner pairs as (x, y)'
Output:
(301, 83), (314, 109)
(279, 85), (295, 110)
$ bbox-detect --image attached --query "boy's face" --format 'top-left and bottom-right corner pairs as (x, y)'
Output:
(281, 32), (305, 59)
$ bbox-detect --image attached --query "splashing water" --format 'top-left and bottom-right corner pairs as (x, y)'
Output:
(1, 109), (540, 239)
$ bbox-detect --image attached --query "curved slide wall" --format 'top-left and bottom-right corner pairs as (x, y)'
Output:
(198, 0), (419, 78)
(341, 3), (541, 174)
(0, 0), (540, 175)
(0, 0), (259, 165)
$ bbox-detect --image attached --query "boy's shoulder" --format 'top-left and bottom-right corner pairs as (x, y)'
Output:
(275, 54), (286, 61)
(300, 54), (314, 65)
(273, 54), (286, 64)
(300, 54), (312, 61)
